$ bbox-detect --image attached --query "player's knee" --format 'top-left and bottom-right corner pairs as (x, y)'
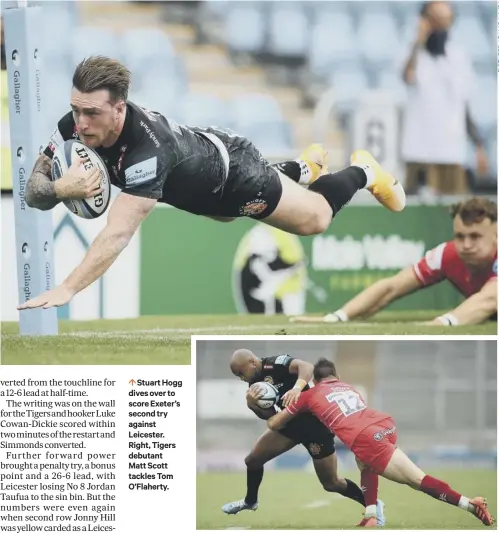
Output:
(244, 453), (264, 470)
(321, 477), (342, 493)
(297, 210), (331, 236)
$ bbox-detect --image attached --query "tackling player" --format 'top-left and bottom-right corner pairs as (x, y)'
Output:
(17, 55), (405, 311)
(268, 358), (494, 527)
(291, 197), (497, 326)
(222, 349), (386, 525)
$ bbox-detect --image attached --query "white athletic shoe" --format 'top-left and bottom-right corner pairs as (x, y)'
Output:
(376, 499), (386, 527)
(222, 498), (258, 515)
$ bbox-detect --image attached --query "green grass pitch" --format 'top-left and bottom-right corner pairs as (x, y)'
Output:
(1, 311), (496, 365)
(197, 469), (497, 529)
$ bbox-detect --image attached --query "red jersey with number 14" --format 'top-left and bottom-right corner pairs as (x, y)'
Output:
(286, 379), (391, 448)
(413, 241), (497, 297)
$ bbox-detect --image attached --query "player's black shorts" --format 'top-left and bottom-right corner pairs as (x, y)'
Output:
(278, 413), (336, 459)
(218, 135), (283, 220)
(163, 128), (283, 219)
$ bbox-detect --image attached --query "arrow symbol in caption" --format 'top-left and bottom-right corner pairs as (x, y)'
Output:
(129, 379), (136, 385)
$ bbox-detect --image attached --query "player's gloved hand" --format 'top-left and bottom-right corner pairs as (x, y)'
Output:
(246, 384), (265, 406)
(54, 158), (104, 200)
(281, 388), (301, 407)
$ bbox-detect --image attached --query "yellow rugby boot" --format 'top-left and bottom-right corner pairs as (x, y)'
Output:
(298, 143), (329, 184)
(350, 150), (406, 212)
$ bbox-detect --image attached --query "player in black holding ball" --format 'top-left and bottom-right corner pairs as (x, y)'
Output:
(19, 55), (404, 311)
(223, 349), (386, 525)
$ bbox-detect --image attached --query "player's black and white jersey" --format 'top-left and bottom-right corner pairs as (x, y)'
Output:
(42, 101), (229, 211)
(255, 354), (310, 410)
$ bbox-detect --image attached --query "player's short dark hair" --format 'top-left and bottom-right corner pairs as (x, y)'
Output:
(72, 56), (131, 104)
(313, 358), (338, 381)
(450, 197), (497, 225)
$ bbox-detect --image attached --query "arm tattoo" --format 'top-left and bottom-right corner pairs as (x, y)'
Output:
(25, 154), (61, 211)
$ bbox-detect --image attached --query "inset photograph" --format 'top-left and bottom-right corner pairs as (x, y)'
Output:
(196, 338), (496, 529)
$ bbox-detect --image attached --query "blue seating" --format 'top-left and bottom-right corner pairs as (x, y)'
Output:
(357, 12), (401, 69)
(121, 28), (176, 80)
(469, 74), (497, 137)
(452, 1), (482, 18)
(71, 27), (119, 67)
(241, 122), (294, 156)
(328, 63), (370, 113)
(225, 4), (265, 53)
(309, 15), (359, 77)
(268, 4), (308, 58)
(376, 69), (408, 103)
(181, 93), (233, 129)
(453, 15), (494, 67)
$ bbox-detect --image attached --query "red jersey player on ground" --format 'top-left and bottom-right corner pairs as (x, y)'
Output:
(267, 358), (495, 528)
(291, 197), (497, 326)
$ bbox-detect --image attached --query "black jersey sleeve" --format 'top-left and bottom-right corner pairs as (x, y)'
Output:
(264, 354), (294, 376)
(42, 112), (76, 159)
(119, 140), (173, 200)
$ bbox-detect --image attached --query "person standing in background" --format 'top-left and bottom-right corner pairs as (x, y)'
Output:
(401, 1), (488, 196)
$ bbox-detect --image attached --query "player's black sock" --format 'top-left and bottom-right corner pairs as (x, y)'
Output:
(308, 167), (367, 217)
(245, 467), (264, 505)
(341, 478), (366, 506)
(271, 161), (302, 183)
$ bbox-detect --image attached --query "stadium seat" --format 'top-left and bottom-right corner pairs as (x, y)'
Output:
(241, 121), (294, 157)
(268, 3), (309, 58)
(224, 4), (266, 54)
(349, 0), (392, 18)
(203, 0), (232, 17)
(309, 1), (348, 27)
(452, 0), (482, 18)
(181, 93), (233, 129)
(71, 27), (120, 68)
(327, 63), (370, 114)
(309, 16), (360, 77)
(469, 74), (497, 137)
(357, 12), (401, 69)
(452, 15), (493, 67)
(232, 93), (284, 127)
(129, 53), (187, 95)
(376, 69), (408, 104)
(389, 1), (421, 27)
(121, 28), (176, 70)
(132, 84), (185, 120)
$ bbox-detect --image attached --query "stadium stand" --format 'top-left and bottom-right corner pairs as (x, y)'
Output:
(1, 0), (496, 191)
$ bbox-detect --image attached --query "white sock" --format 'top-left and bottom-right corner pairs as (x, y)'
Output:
(458, 496), (471, 511)
(352, 163), (375, 188)
(294, 159), (313, 185)
(365, 504), (377, 517)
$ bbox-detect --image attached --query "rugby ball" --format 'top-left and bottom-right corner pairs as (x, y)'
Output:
(51, 139), (111, 219)
(255, 382), (279, 409)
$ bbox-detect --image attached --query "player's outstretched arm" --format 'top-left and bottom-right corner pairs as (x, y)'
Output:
(341, 268), (421, 319)
(292, 267), (422, 323)
(18, 193), (157, 310)
(25, 154), (61, 211)
(431, 279), (497, 326)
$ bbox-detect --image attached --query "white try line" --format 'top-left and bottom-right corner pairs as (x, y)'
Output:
(48, 323), (329, 338)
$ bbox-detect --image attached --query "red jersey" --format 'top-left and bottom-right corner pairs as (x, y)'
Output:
(286, 379), (391, 448)
(413, 241), (497, 297)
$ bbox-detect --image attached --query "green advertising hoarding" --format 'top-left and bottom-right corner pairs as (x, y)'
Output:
(140, 205), (460, 315)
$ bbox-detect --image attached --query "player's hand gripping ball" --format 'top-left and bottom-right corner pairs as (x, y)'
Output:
(253, 382), (280, 409)
(52, 139), (111, 219)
